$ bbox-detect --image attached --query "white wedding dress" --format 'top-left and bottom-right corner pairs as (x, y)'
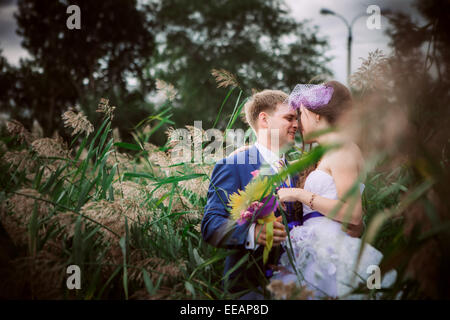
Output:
(272, 169), (397, 299)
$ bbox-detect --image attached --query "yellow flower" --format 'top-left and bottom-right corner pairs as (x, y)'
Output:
(229, 176), (273, 221)
(228, 176), (278, 265)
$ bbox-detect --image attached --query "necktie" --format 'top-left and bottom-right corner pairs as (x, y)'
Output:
(274, 158), (291, 188)
(274, 158), (294, 219)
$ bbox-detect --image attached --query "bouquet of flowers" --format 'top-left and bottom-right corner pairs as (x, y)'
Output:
(229, 170), (279, 264)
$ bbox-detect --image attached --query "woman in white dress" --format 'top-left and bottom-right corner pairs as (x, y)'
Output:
(273, 81), (396, 299)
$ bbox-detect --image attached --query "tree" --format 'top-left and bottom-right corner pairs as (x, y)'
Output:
(4, 0), (155, 136)
(147, 0), (331, 129)
(1, 0), (331, 144)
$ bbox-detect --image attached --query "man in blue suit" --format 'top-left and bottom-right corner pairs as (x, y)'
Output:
(201, 89), (300, 297)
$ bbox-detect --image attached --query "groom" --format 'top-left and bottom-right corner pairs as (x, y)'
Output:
(201, 89), (300, 296)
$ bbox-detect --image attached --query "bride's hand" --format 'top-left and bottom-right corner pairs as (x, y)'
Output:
(277, 188), (301, 202)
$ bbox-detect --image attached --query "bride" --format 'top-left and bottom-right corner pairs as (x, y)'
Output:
(273, 81), (396, 299)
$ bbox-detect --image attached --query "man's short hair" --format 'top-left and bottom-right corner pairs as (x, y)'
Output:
(243, 89), (288, 131)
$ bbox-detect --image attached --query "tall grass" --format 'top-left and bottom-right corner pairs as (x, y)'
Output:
(0, 96), (233, 299)
(0, 55), (449, 300)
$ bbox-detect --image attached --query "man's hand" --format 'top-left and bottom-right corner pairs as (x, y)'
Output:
(342, 220), (364, 238)
(254, 216), (287, 246)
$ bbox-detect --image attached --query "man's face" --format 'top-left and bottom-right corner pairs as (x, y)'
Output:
(265, 103), (298, 149)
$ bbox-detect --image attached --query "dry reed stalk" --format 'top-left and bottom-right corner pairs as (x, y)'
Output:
(266, 279), (315, 300)
(144, 142), (170, 167)
(178, 163), (213, 197)
(348, 50), (450, 298)
(81, 199), (147, 242)
(31, 119), (44, 140)
(130, 284), (183, 300)
(145, 184), (192, 213)
(62, 109), (94, 136)
(156, 79), (177, 102)
(0, 140), (7, 153)
(6, 120), (33, 145)
(128, 251), (185, 287)
(9, 244), (67, 299)
(211, 68), (240, 89)
(350, 49), (391, 92)
(31, 137), (70, 159)
(96, 98), (116, 119)
(106, 149), (133, 172)
(112, 180), (146, 201)
(2, 150), (36, 173)
(0, 188), (53, 246)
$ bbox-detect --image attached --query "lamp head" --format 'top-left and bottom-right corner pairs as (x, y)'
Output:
(320, 8), (335, 15)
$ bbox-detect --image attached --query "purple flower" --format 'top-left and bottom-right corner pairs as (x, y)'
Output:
(254, 196), (278, 219)
(237, 196), (279, 225)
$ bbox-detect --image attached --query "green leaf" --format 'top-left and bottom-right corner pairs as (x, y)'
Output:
(33, 166), (45, 189)
(101, 164), (117, 199)
(76, 178), (96, 211)
(192, 248), (205, 267)
(74, 136), (88, 162)
(212, 87), (235, 129)
(153, 173), (207, 187)
(28, 201), (39, 256)
(222, 252), (249, 281)
(97, 265), (123, 299)
(123, 172), (155, 180)
(225, 90), (244, 131)
(119, 236), (128, 300)
(96, 121), (111, 159)
(143, 269), (155, 295)
(185, 281), (196, 298)
(142, 269), (163, 297)
(114, 142), (142, 151)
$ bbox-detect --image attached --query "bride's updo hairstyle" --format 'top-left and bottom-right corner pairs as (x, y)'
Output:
(286, 80), (353, 144)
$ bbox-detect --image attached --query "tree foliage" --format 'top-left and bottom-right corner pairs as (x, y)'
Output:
(1, 0), (331, 143)
(2, 0), (155, 136)
(148, 0), (331, 127)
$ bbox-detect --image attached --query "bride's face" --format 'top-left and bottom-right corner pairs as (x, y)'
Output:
(299, 105), (320, 143)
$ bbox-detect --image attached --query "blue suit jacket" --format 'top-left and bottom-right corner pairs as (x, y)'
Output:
(201, 145), (299, 293)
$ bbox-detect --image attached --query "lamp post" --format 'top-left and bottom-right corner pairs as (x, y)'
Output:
(320, 8), (366, 85)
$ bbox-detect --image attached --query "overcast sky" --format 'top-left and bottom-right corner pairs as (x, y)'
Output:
(0, 0), (421, 84)
(284, 0), (421, 83)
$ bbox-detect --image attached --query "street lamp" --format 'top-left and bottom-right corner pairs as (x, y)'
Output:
(320, 8), (392, 85)
(320, 8), (366, 85)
